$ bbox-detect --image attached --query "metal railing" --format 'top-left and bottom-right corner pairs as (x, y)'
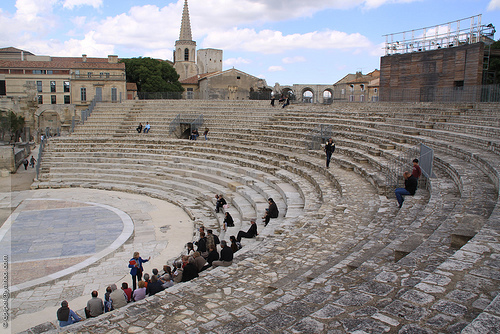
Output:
(381, 84), (500, 103)
(169, 114), (181, 135)
(138, 92), (183, 100)
(385, 143), (434, 191)
(306, 124), (334, 150)
(35, 136), (46, 180)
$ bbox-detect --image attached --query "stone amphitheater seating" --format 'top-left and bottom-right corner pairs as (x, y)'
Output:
(29, 100), (500, 333)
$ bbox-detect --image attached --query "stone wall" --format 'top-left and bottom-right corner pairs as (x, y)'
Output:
(380, 42), (485, 102)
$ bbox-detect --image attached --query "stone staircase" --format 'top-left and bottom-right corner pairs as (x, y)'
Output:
(22, 100), (500, 333)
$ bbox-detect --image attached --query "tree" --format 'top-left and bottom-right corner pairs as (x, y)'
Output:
(0, 110), (25, 142)
(485, 39), (500, 85)
(120, 57), (184, 93)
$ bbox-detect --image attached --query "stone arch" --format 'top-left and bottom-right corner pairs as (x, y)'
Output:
(323, 89), (333, 104)
(38, 109), (60, 135)
(280, 88), (294, 100)
(301, 87), (314, 103)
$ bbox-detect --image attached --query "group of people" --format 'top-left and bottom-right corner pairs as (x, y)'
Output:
(190, 127), (209, 140)
(22, 155), (37, 170)
(56, 193), (281, 327)
(136, 122), (151, 133)
(270, 95), (290, 108)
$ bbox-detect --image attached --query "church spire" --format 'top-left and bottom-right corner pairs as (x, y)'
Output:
(179, 0), (192, 41)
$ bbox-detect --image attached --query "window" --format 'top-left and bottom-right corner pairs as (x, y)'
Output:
(51, 95), (56, 104)
(237, 76), (241, 79)
(350, 84), (354, 92)
(454, 81), (464, 90)
(37, 81), (42, 92)
(360, 84), (365, 92)
(38, 95), (43, 104)
(64, 81), (70, 92)
(341, 89), (345, 95)
(105, 73), (110, 78)
(100, 72), (104, 78)
(81, 87), (87, 101)
(47, 70), (53, 75)
(50, 81), (56, 92)
(87, 72), (92, 78)
(374, 88), (378, 94)
(0, 80), (6, 95)
(111, 87), (117, 102)
(184, 48), (189, 61)
(64, 95), (71, 104)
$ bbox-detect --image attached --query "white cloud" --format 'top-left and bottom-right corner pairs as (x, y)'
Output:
(488, 0), (500, 10)
(225, 57), (251, 67)
(269, 66), (285, 72)
(282, 56), (306, 64)
(191, 0), (420, 28)
(204, 28), (373, 54)
(63, 0), (103, 10)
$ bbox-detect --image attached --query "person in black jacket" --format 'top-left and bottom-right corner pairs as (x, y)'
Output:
(224, 212), (234, 228)
(395, 171), (418, 208)
(212, 240), (233, 267)
(181, 257), (199, 282)
(324, 138), (335, 168)
(237, 220), (258, 242)
(263, 198), (279, 226)
(146, 275), (164, 296)
(215, 194), (226, 213)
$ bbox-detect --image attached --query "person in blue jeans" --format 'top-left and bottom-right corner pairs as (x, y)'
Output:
(129, 251), (150, 291)
(57, 300), (81, 327)
(395, 171), (418, 208)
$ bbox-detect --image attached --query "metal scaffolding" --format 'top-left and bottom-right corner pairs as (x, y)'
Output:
(383, 15), (496, 56)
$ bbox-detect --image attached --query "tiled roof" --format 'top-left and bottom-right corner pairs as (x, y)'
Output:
(0, 58), (125, 70)
(180, 71), (221, 84)
(126, 82), (138, 90)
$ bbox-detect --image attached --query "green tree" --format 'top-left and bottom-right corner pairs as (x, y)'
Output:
(486, 39), (500, 85)
(0, 110), (25, 142)
(120, 57), (184, 93)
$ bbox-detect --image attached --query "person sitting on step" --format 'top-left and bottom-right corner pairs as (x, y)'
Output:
(263, 198), (279, 226)
(237, 220), (258, 242)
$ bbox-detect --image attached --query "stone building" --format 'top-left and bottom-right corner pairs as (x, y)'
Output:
(0, 47), (126, 135)
(174, 0), (267, 99)
(332, 70), (380, 102)
(379, 16), (497, 102)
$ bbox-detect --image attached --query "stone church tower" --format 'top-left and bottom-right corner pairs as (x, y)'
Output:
(173, 0), (198, 81)
(173, 0), (222, 81)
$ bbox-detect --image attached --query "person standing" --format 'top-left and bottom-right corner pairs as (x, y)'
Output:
(203, 127), (209, 140)
(270, 97), (275, 107)
(30, 155), (36, 168)
(395, 171), (418, 208)
(129, 251), (150, 291)
(324, 138), (335, 168)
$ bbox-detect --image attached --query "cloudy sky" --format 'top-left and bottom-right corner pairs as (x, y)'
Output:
(1, 0), (499, 85)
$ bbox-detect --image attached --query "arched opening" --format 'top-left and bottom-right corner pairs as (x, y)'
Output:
(38, 110), (60, 137)
(184, 48), (189, 61)
(302, 89), (313, 103)
(323, 89), (333, 104)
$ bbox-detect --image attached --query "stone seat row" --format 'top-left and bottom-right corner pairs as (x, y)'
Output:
(43, 138), (340, 209)
(35, 102), (500, 333)
(39, 153), (298, 220)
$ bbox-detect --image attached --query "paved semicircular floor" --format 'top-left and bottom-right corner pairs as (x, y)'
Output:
(0, 198), (133, 291)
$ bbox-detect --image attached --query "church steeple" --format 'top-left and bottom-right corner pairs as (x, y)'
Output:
(173, 0), (198, 81)
(179, 0), (192, 41)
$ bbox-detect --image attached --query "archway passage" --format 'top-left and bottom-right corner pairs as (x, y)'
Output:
(302, 89), (313, 103)
(323, 89), (333, 104)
